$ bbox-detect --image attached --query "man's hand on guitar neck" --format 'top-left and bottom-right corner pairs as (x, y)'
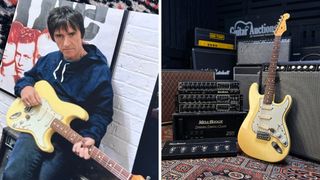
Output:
(20, 86), (42, 107)
(72, 137), (95, 160)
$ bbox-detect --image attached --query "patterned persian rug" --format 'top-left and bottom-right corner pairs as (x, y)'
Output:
(162, 125), (320, 180)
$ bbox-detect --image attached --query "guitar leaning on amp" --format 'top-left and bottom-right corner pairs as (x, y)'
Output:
(6, 80), (146, 180)
(237, 13), (292, 163)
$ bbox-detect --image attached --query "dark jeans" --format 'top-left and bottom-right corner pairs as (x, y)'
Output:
(2, 133), (78, 180)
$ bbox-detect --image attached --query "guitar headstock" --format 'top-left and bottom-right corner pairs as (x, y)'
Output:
(274, 13), (290, 36)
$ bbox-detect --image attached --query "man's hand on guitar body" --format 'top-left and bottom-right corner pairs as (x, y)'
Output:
(20, 86), (42, 107)
(72, 137), (95, 159)
(7, 81), (145, 180)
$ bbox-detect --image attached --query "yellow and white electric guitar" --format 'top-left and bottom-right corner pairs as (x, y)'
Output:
(237, 13), (292, 162)
(6, 80), (145, 180)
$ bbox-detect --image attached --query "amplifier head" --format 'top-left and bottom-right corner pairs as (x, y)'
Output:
(237, 38), (291, 65)
(161, 70), (214, 123)
(173, 112), (246, 140)
(192, 48), (236, 79)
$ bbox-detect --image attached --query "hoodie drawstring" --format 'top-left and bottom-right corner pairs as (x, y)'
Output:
(60, 63), (68, 83)
(53, 59), (69, 83)
(53, 60), (63, 80)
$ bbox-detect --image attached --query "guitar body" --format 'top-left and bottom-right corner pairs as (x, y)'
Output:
(6, 80), (147, 179)
(6, 80), (89, 153)
(238, 83), (292, 162)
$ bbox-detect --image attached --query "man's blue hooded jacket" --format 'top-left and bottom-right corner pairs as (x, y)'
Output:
(15, 44), (113, 146)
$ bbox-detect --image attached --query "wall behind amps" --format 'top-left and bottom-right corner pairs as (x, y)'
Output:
(218, 0), (320, 58)
(237, 38), (291, 65)
(161, 70), (214, 124)
(261, 61), (320, 162)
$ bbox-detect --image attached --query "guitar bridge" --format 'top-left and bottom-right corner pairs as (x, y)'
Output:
(256, 131), (271, 141)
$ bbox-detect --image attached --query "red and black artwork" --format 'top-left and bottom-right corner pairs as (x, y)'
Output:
(88, 0), (159, 14)
(0, 0), (16, 57)
(0, 0), (125, 95)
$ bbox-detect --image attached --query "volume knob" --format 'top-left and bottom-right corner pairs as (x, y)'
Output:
(202, 146), (208, 152)
(191, 146), (197, 152)
(224, 145), (230, 151)
(180, 147), (187, 153)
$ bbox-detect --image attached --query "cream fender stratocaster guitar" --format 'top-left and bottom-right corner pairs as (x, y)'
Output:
(6, 80), (145, 180)
(237, 13), (292, 163)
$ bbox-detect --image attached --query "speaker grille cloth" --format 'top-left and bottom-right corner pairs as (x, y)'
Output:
(262, 71), (320, 161)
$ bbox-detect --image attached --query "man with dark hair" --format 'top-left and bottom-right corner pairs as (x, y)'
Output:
(3, 6), (113, 180)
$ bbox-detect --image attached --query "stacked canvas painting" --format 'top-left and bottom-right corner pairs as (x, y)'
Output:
(0, 0), (124, 95)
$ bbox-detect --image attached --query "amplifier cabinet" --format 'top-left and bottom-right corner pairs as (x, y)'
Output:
(261, 62), (320, 161)
(173, 112), (246, 140)
(161, 70), (214, 123)
(237, 38), (290, 65)
(0, 127), (19, 179)
(233, 66), (261, 111)
(192, 48), (236, 79)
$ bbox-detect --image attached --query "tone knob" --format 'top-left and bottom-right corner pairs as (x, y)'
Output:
(25, 114), (30, 120)
(214, 145), (220, 151)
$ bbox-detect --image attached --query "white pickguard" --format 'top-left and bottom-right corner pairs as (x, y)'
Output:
(10, 99), (62, 149)
(252, 97), (290, 146)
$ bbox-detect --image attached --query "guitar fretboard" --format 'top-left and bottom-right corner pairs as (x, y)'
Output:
(51, 119), (131, 180)
(263, 36), (281, 105)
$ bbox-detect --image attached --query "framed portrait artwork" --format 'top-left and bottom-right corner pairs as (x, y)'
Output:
(0, 0), (125, 95)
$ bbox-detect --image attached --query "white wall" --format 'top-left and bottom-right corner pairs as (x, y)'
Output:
(0, 91), (15, 137)
(0, 11), (159, 172)
(100, 11), (159, 171)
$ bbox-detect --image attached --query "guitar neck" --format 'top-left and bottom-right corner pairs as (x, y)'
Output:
(263, 36), (281, 105)
(51, 119), (132, 180)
